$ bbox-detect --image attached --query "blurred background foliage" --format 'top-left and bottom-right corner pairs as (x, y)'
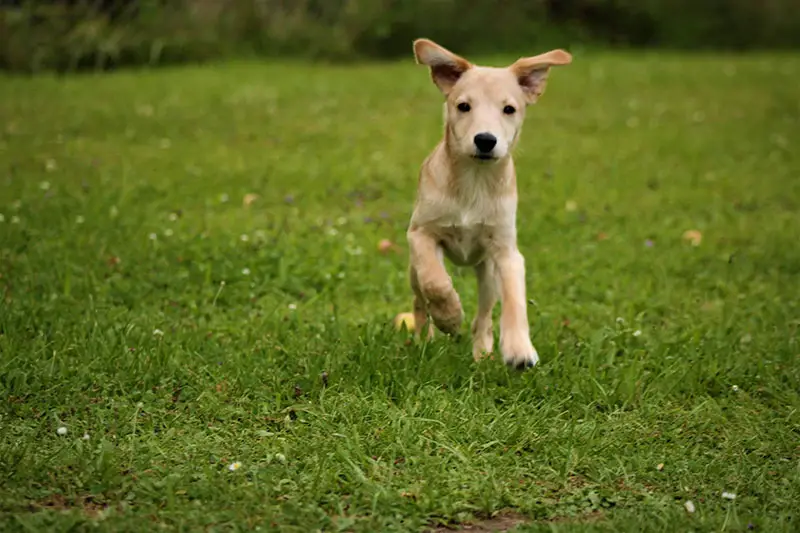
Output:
(1, 0), (799, 73)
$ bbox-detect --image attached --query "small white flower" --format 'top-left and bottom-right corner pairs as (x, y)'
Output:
(721, 491), (736, 500)
(240, 234), (249, 242)
(219, 193), (229, 203)
(228, 461), (242, 471)
(242, 268), (251, 276)
(684, 500), (695, 513)
(148, 233), (157, 241)
(56, 426), (68, 436)
(11, 215), (20, 224)
(565, 200), (578, 212)
(633, 330), (642, 337)
(82, 433), (90, 440)
(75, 215), (85, 224)
(153, 329), (164, 336)
(0, 214), (4, 222)
(163, 228), (173, 237)
(39, 181), (51, 190)
(336, 216), (347, 226)
(326, 228), (338, 237)
(337, 272), (345, 279)
(275, 453), (287, 463)
(288, 303), (297, 310)
(616, 317), (624, 324)
(168, 213), (178, 222)
(324, 273), (331, 280)
(346, 246), (363, 256)
(110, 206), (119, 218)
(136, 402), (144, 409)
(45, 159), (57, 172)
(732, 385), (739, 392)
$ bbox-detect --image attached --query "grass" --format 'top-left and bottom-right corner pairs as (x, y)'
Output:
(0, 50), (798, 532)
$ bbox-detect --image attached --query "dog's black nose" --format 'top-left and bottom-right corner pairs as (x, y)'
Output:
(473, 132), (497, 154)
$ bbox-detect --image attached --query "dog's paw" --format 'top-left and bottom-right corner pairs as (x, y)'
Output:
(428, 291), (464, 336)
(500, 333), (539, 369)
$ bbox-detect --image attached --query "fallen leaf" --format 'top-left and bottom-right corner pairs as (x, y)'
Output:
(682, 229), (702, 246)
(597, 232), (609, 241)
(657, 463), (664, 471)
(243, 193), (259, 207)
(394, 312), (415, 332)
(378, 239), (397, 254)
(565, 200), (578, 212)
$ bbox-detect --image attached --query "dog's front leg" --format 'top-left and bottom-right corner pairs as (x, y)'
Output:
(409, 264), (435, 341)
(407, 228), (464, 335)
(493, 246), (539, 368)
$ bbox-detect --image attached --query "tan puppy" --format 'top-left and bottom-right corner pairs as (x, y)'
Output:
(406, 38), (572, 368)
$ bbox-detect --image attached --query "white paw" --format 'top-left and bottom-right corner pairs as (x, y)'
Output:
(500, 333), (539, 369)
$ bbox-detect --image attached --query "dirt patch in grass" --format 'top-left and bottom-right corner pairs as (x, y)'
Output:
(28, 493), (109, 518)
(429, 509), (605, 532)
(428, 511), (529, 532)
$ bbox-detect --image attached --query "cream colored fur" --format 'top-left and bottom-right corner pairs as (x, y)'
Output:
(406, 38), (572, 368)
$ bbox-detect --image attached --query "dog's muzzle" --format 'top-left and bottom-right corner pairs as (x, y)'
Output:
(473, 132), (497, 160)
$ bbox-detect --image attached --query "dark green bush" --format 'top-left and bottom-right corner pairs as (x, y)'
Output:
(1, 0), (799, 74)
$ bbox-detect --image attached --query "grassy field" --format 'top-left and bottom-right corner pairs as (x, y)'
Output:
(0, 50), (799, 532)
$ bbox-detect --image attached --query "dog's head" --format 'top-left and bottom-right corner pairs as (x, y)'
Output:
(413, 39), (571, 163)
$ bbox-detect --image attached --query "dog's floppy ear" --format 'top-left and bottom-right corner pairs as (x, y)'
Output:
(413, 38), (473, 95)
(508, 50), (572, 104)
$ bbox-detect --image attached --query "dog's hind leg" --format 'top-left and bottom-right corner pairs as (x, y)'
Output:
(471, 259), (497, 361)
(407, 228), (464, 336)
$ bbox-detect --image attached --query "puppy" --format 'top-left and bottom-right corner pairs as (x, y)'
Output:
(406, 38), (572, 368)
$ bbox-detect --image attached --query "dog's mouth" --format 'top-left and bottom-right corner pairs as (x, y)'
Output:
(472, 154), (497, 161)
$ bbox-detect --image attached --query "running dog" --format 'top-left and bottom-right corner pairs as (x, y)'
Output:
(406, 38), (572, 368)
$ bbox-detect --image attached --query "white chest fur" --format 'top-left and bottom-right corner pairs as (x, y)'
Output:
(412, 188), (517, 267)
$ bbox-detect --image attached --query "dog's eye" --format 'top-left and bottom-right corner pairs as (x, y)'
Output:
(457, 102), (471, 113)
(503, 105), (516, 115)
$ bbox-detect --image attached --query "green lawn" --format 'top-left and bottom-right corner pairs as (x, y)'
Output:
(1, 50), (798, 532)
